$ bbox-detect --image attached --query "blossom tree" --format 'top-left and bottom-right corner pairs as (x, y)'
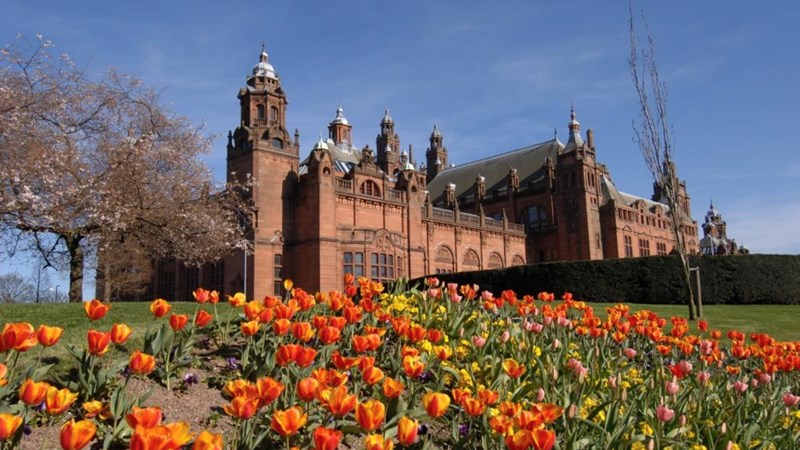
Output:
(0, 36), (249, 302)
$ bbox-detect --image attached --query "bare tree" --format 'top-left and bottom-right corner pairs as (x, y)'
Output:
(0, 273), (35, 303)
(629, 9), (700, 319)
(95, 237), (153, 302)
(0, 36), (250, 302)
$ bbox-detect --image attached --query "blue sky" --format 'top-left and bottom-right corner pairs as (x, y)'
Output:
(2, 1), (799, 295)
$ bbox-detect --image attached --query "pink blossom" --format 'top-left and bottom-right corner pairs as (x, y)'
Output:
(699, 339), (714, 356)
(696, 371), (711, 387)
(427, 288), (440, 299)
(608, 376), (618, 389)
(450, 293), (463, 304)
(543, 316), (553, 326)
(782, 392), (800, 407)
(655, 404), (675, 422)
(481, 291), (494, 301)
(623, 348), (637, 360)
(733, 380), (748, 394)
(757, 372), (772, 385)
(536, 388), (546, 402)
(525, 320), (544, 334)
(471, 336), (486, 348)
(552, 339), (561, 350)
(665, 381), (680, 395)
(556, 316), (572, 328)
(501, 330), (511, 344)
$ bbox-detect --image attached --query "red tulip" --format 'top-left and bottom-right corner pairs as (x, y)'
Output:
(110, 323), (132, 345)
(87, 329), (111, 356)
(59, 419), (96, 450)
(1, 322), (38, 352)
(19, 379), (49, 405)
(194, 310), (213, 328)
(37, 325), (64, 347)
(312, 426), (342, 450)
(150, 299), (171, 318)
(397, 416), (418, 447)
(84, 299), (110, 321)
(169, 314), (189, 332)
(0, 413), (23, 441)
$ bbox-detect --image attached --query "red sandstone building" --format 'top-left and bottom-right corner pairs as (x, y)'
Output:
(148, 49), (699, 301)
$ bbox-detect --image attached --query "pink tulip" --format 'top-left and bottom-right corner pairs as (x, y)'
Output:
(655, 404), (675, 422)
(471, 336), (486, 348)
(757, 372), (772, 385)
(427, 288), (440, 299)
(552, 338), (561, 350)
(536, 388), (546, 402)
(665, 381), (679, 395)
(543, 316), (552, 326)
(699, 339), (714, 355)
(696, 371), (711, 387)
(500, 330), (510, 344)
(623, 348), (637, 360)
(525, 321), (543, 334)
(783, 392), (800, 407)
(608, 376), (618, 389)
(556, 316), (571, 328)
(733, 380), (748, 394)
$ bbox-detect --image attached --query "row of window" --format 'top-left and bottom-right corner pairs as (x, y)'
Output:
(255, 104), (279, 121)
(343, 252), (404, 283)
(623, 236), (669, 257)
(617, 208), (670, 230)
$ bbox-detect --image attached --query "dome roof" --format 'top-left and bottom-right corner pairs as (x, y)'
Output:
(431, 123), (442, 139)
(252, 50), (277, 79)
(313, 135), (328, 151)
(330, 105), (349, 125)
(381, 108), (394, 125)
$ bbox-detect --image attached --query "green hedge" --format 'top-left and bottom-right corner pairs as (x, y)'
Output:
(409, 255), (800, 305)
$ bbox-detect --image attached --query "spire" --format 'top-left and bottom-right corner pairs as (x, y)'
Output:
(252, 43), (277, 79)
(381, 108), (394, 125)
(564, 105), (584, 151)
(313, 131), (328, 151)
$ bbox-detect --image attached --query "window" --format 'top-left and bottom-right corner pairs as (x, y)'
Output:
(343, 252), (365, 277)
(274, 254), (283, 296)
(521, 205), (548, 233)
(370, 252), (396, 283)
(656, 242), (667, 255)
(257, 104), (265, 119)
(270, 106), (278, 121)
(638, 239), (651, 256)
(360, 180), (381, 197)
(624, 236), (633, 257)
(434, 246), (454, 274)
(272, 138), (284, 149)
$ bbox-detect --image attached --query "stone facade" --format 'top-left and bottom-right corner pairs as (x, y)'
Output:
(145, 49), (699, 301)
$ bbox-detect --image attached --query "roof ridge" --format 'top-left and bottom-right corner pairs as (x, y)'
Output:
(438, 138), (562, 174)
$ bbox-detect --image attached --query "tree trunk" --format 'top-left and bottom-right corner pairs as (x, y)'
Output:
(66, 236), (84, 303)
(103, 260), (111, 303)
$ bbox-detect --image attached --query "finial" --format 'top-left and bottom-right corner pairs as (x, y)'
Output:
(554, 128), (558, 140)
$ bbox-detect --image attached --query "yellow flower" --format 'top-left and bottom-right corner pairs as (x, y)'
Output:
(533, 346), (542, 357)
(690, 445), (707, 450)
(638, 422), (653, 436)
(631, 442), (646, 450)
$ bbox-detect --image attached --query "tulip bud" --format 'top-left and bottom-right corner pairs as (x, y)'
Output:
(550, 367), (559, 381)
(536, 388), (545, 402)
(679, 414), (686, 427)
(501, 330), (511, 344)
(725, 442), (734, 450)
(647, 439), (655, 450)
(459, 328), (465, 338)
(621, 387), (628, 402)
(567, 404), (577, 419)
(721, 422), (727, 434)
(552, 339), (561, 350)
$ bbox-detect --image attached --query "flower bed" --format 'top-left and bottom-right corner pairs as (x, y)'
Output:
(1, 277), (799, 449)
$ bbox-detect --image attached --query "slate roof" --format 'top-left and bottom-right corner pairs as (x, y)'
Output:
(427, 138), (564, 205)
(601, 174), (669, 212)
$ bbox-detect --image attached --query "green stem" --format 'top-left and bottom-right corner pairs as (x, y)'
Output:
(6, 351), (20, 382)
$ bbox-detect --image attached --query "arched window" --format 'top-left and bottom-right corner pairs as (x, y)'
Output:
(511, 255), (525, 266)
(271, 138), (284, 149)
(520, 205), (548, 232)
(270, 106), (278, 121)
(488, 252), (503, 269)
(360, 180), (381, 197)
(463, 249), (480, 268)
(434, 245), (455, 274)
(256, 104), (265, 119)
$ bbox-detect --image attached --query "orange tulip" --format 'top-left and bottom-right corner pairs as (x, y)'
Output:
(0, 413), (23, 440)
(194, 310), (213, 328)
(19, 379), (49, 405)
(224, 396), (259, 420)
(502, 359), (527, 379)
(130, 422), (192, 450)
(291, 322), (315, 342)
(192, 430), (223, 450)
(531, 428), (556, 450)
(477, 388), (499, 406)
(295, 346), (317, 368)
(270, 406), (307, 437)
(422, 392), (450, 419)
(531, 403), (563, 425)
(129, 350), (156, 375)
(318, 326), (342, 345)
(37, 325), (64, 347)
(397, 416), (418, 447)
(150, 299), (172, 318)
(363, 366), (385, 385)
(356, 400), (386, 432)
(59, 419), (96, 450)
(312, 426), (342, 450)
(82, 401), (110, 420)
(0, 363), (7, 387)
(45, 386), (78, 415)
(504, 429), (533, 450)
(110, 323), (132, 345)
(208, 290), (220, 304)
(461, 396), (486, 417)
(87, 329), (111, 356)
(126, 406), (163, 429)
(227, 292), (246, 307)
(402, 355), (425, 378)
(296, 377), (319, 402)
(256, 376), (285, 405)
(192, 288), (210, 304)
(84, 299), (110, 321)
(169, 314), (189, 332)
(1, 322), (38, 352)
(269, 317), (288, 335)
(276, 344), (301, 366)
(364, 434), (394, 450)
(326, 385), (357, 417)
(382, 377), (404, 399)
(240, 320), (260, 337)
(243, 300), (265, 320)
